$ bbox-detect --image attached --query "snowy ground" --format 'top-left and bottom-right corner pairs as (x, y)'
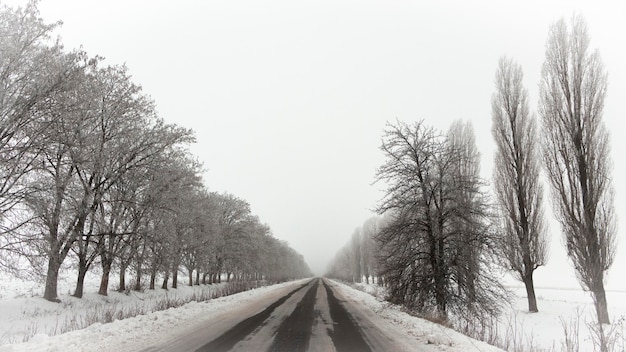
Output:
(352, 281), (626, 351)
(1, 271), (622, 352)
(0, 271), (504, 352)
(0, 270), (267, 348)
(0, 272), (309, 351)
(500, 286), (626, 351)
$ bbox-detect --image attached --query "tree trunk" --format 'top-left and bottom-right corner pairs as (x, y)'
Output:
(188, 269), (193, 286)
(134, 272), (142, 291)
(523, 274), (538, 313)
(99, 258), (112, 296)
(134, 244), (145, 291)
(73, 257), (89, 298)
(119, 263), (127, 292)
(44, 254), (62, 302)
(195, 270), (200, 286)
(150, 270), (157, 290)
(202, 272), (208, 285)
(162, 271), (169, 290)
(172, 267), (178, 289)
(433, 236), (448, 320)
(593, 283), (610, 324)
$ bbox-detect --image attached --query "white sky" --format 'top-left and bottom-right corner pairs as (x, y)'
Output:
(8, 0), (626, 287)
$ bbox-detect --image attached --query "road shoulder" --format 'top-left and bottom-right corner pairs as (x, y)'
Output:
(326, 280), (505, 352)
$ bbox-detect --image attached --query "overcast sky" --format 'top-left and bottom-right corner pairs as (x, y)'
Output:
(11, 0), (626, 287)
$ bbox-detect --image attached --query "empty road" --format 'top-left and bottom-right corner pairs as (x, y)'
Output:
(143, 278), (416, 352)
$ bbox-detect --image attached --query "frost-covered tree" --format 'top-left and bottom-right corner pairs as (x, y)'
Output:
(375, 120), (503, 321)
(540, 16), (615, 324)
(492, 57), (548, 313)
(374, 121), (440, 314)
(0, 2), (77, 220)
(0, 1), (311, 301)
(0, 3), (83, 276)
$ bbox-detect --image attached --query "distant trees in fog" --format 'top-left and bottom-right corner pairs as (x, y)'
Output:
(326, 217), (383, 284)
(0, 2), (310, 302)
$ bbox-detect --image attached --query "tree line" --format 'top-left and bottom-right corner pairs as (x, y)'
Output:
(327, 15), (616, 327)
(0, 2), (310, 302)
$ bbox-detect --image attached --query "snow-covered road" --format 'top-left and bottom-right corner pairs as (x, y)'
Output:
(143, 278), (416, 352)
(0, 278), (503, 352)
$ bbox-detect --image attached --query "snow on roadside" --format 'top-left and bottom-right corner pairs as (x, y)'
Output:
(0, 278), (310, 352)
(0, 269), (264, 345)
(347, 280), (626, 351)
(331, 280), (505, 352)
(2, 274), (502, 352)
(5, 270), (624, 352)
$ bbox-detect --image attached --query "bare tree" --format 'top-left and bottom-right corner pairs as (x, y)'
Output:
(492, 57), (548, 313)
(374, 119), (503, 321)
(375, 120), (449, 317)
(540, 15), (615, 324)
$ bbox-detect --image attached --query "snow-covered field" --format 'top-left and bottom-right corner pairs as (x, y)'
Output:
(500, 286), (626, 351)
(352, 281), (626, 351)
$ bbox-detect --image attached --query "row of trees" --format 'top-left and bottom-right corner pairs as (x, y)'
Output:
(0, 2), (310, 302)
(327, 15), (616, 326)
(494, 15), (615, 325)
(326, 217), (381, 284)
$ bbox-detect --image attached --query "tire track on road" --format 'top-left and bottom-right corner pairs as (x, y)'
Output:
(323, 280), (372, 352)
(195, 280), (312, 352)
(268, 279), (319, 352)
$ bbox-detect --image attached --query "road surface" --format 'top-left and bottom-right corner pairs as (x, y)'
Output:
(143, 278), (416, 352)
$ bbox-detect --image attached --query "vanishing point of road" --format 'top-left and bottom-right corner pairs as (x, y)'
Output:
(143, 278), (416, 352)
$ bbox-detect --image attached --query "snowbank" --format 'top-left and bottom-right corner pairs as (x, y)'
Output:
(331, 280), (505, 352)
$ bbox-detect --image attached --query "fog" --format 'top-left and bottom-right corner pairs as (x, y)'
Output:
(20, 0), (626, 285)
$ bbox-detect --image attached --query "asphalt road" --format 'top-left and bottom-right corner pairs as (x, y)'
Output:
(144, 278), (415, 352)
